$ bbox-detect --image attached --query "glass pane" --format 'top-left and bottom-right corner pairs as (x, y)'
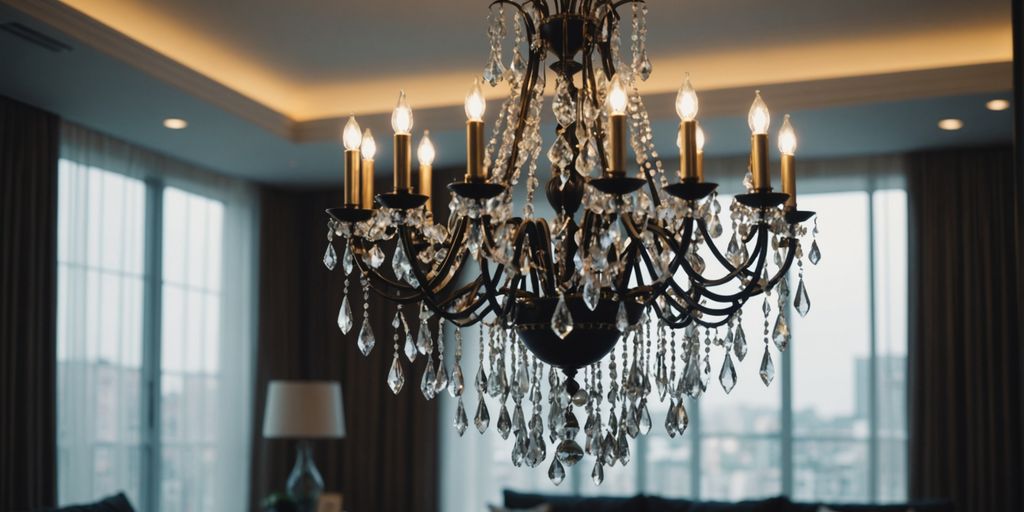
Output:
(791, 192), (871, 439)
(57, 160), (146, 507)
(873, 190), (908, 441)
(793, 440), (869, 502)
(159, 187), (226, 512)
(876, 438), (908, 502)
(643, 401), (693, 498)
(700, 437), (781, 500)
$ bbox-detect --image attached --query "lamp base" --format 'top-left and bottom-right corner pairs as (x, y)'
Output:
(287, 440), (324, 512)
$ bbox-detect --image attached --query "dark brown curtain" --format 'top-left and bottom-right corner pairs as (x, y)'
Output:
(908, 147), (1023, 511)
(249, 184), (438, 512)
(0, 97), (59, 509)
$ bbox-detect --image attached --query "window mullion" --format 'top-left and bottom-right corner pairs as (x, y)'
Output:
(690, 398), (701, 499)
(867, 189), (879, 502)
(782, 298), (794, 497)
(141, 180), (164, 512)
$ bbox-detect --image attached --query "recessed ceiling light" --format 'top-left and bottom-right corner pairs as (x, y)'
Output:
(163, 118), (188, 130)
(937, 118), (963, 131)
(986, 99), (1010, 111)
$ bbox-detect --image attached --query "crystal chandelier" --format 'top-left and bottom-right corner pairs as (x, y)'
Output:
(323, 0), (820, 485)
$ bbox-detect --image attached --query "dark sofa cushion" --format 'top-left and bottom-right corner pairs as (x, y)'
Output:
(45, 493), (135, 512)
(647, 496), (789, 512)
(504, 490), (647, 512)
(786, 500), (954, 512)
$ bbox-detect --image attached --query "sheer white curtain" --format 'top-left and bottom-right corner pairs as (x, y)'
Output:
(57, 123), (258, 511)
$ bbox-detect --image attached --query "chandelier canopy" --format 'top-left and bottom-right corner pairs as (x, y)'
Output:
(324, 0), (820, 485)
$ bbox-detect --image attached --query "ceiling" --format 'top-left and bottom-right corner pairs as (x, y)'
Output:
(0, 0), (1015, 184)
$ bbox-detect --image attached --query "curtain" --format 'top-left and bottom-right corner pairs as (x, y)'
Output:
(0, 97), (59, 510)
(250, 185), (438, 512)
(57, 123), (258, 510)
(907, 147), (1023, 511)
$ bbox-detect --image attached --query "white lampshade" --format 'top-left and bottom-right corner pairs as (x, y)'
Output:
(263, 380), (346, 439)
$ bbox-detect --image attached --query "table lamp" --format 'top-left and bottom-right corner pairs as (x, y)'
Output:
(263, 380), (346, 512)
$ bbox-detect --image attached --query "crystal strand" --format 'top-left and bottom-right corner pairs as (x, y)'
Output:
(323, 226), (337, 270)
(637, 4), (652, 81)
(809, 217), (822, 265)
(449, 327), (464, 397)
(337, 271), (353, 334)
(434, 320), (449, 394)
(630, 2), (641, 75)
(356, 277), (375, 356)
(387, 304), (405, 394)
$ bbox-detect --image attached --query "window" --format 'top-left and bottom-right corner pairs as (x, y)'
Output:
(441, 188), (907, 507)
(57, 139), (256, 512)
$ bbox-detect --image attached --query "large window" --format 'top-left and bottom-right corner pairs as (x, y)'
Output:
(441, 188), (907, 507)
(57, 136), (256, 512)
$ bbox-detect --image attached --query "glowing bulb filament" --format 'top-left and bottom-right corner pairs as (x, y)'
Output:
(748, 90), (770, 134)
(342, 116), (362, 150)
(676, 73), (699, 121)
(418, 130), (436, 166)
(608, 74), (628, 115)
(465, 79), (486, 122)
(360, 129), (376, 160)
(391, 90), (414, 134)
(778, 115), (797, 155)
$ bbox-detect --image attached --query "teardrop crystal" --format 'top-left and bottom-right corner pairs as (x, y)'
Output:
(433, 362), (449, 394)
(337, 296), (353, 334)
(616, 430), (631, 466)
(323, 243), (337, 270)
(583, 278), (600, 311)
(403, 333), (418, 362)
(342, 244), (354, 275)
(809, 239), (821, 265)
(733, 323), (748, 361)
(639, 401), (652, 435)
(676, 401), (689, 434)
(387, 353), (405, 394)
(548, 458), (566, 485)
(416, 321), (432, 355)
(556, 439), (584, 466)
(367, 245), (385, 268)
(454, 398), (468, 436)
(420, 359), (437, 400)
(795, 277), (811, 317)
(357, 317), (375, 356)
(773, 313), (790, 351)
(616, 301), (629, 332)
(719, 352), (737, 394)
(592, 461), (605, 485)
(551, 295), (574, 339)
(759, 346), (775, 386)
(448, 364), (464, 397)
(474, 398), (490, 434)
(497, 404), (512, 440)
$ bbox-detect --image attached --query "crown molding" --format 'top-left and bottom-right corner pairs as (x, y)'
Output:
(293, 62), (1013, 143)
(3, 0), (295, 138)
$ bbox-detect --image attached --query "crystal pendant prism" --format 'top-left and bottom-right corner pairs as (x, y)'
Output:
(357, 317), (375, 356)
(772, 313), (790, 351)
(556, 439), (584, 466)
(474, 398), (490, 434)
(387, 353), (405, 394)
(497, 404), (512, 440)
(548, 457), (566, 485)
(323, 243), (337, 270)
(759, 346), (775, 386)
(433, 363), (449, 394)
(448, 364), (464, 397)
(794, 278), (811, 317)
(592, 461), (604, 485)
(454, 398), (468, 436)
(676, 401), (689, 434)
(551, 295), (574, 339)
(337, 296), (353, 334)
(341, 244), (353, 275)
(416, 321), (432, 355)
(403, 333), (418, 362)
(367, 245), (385, 268)
(616, 301), (629, 332)
(809, 239), (821, 265)
(719, 352), (737, 394)
(420, 359), (437, 400)
(733, 322), (748, 361)
(583, 278), (600, 311)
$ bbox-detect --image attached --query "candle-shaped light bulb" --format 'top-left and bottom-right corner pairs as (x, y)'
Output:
(695, 123), (706, 152)
(747, 90), (770, 134)
(465, 79), (486, 122)
(391, 90), (414, 134)
(360, 129), (376, 160)
(342, 116), (362, 150)
(417, 130), (436, 166)
(778, 114), (797, 155)
(675, 73), (699, 121)
(607, 74), (628, 115)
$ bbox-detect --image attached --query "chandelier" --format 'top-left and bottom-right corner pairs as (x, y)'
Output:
(323, 0), (819, 485)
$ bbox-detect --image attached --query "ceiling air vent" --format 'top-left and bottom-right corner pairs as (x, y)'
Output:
(0, 22), (71, 52)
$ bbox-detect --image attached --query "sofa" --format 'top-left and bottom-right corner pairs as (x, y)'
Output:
(503, 490), (954, 512)
(38, 493), (135, 512)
